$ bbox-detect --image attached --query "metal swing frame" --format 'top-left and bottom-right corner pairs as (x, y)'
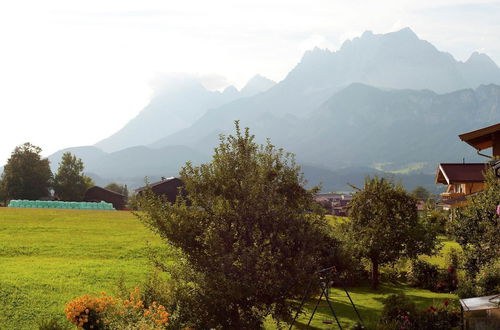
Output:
(288, 267), (364, 329)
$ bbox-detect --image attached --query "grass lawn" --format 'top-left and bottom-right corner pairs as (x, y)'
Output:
(0, 208), (163, 328)
(274, 283), (457, 329)
(1, 208), (459, 329)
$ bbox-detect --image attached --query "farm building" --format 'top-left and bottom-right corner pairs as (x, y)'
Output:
(84, 186), (126, 210)
(135, 177), (186, 203)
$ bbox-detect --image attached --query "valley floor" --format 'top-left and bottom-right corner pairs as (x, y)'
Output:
(0, 208), (458, 329)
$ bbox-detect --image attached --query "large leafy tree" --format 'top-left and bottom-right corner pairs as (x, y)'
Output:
(411, 185), (431, 200)
(0, 143), (52, 200)
(104, 183), (129, 197)
(53, 152), (93, 201)
(451, 169), (500, 277)
(348, 177), (438, 289)
(138, 123), (340, 328)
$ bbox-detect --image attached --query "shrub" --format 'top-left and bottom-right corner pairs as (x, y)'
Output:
(380, 294), (416, 323)
(475, 259), (500, 296)
(380, 263), (407, 284)
(445, 248), (460, 270)
(379, 297), (460, 330)
(451, 169), (500, 278)
(65, 293), (114, 329)
(411, 301), (460, 330)
(407, 259), (438, 290)
(455, 276), (477, 299)
(65, 288), (169, 329)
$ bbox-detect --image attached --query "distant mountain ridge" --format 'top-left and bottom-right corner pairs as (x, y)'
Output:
(150, 28), (500, 151)
(44, 28), (500, 192)
(95, 74), (276, 153)
(150, 83), (500, 173)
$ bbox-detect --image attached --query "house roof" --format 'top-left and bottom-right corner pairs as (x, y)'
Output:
(460, 294), (500, 312)
(135, 177), (178, 193)
(458, 123), (500, 151)
(435, 163), (488, 184)
(86, 186), (125, 197)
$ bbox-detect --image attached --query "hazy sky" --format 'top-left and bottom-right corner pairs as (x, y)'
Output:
(1, 0), (500, 165)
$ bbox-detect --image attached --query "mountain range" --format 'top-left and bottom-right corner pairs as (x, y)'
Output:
(43, 28), (500, 192)
(95, 74), (276, 153)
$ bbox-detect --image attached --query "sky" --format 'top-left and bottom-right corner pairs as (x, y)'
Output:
(1, 0), (500, 166)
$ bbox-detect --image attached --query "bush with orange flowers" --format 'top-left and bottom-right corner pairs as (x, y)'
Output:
(65, 288), (169, 329)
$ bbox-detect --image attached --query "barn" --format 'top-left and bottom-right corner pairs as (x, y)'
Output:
(84, 186), (127, 210)
(135, 177), (185, 203)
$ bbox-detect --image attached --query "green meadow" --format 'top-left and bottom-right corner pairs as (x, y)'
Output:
(0, 208), (163, 328)
(0, 208), (458, 329)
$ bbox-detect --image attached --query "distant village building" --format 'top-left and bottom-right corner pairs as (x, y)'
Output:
(135, 177), (185, 203)
(314, 193), (352, 216)
(435, 123), (500, 210)
(84, 186), (126, 210)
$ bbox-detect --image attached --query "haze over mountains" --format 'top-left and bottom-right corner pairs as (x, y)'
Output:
(96, 74), (276, 152)
(46, 28), (500, 192)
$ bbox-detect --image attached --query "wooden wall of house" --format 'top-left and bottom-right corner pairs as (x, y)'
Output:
(494, 131), (500, 157)
(145, 178), (186, 204)
(84, 187), (126, 210)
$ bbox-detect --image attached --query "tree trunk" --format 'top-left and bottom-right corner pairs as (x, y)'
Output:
(371, 258), (379, 289)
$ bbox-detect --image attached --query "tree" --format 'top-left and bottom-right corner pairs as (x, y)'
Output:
(348, 177), (438, 289)
(137, 123), (340, 328)
(53, 152), (93, 201)
(451, 168), (500, 277)
(411, 185), (431, 200)
(104, 183), (129, 197)
(0, 143), (52, 200)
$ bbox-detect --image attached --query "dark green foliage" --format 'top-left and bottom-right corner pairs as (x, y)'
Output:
(455, 277), (477, 299)
(411, 185), (431, 200)
(137, 123), (341, 329)
(0, 143), (52, 200)
(0, 184), (6, 204)
(410, 303), (460, 330)
(475, 259), (500, 296)
(104, 183), (129, 197)
(53, 152), (93, 201)
(451, 169), (500, 277)
(347, 177), (439, 288)
(126, 194), (140, 210)
(407, 259), (439, 290)
(423, 208), (448, 235)
(379, 295), (460, 330)
(380, 294), (416, 323)
(408, 259), (458, 293)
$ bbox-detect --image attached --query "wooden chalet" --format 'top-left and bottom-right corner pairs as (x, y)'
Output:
(84, 186), (127, 210)
(436, 123), (500, 209)
(135, 177), (185, 203)
(435, 164), (488, 209)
